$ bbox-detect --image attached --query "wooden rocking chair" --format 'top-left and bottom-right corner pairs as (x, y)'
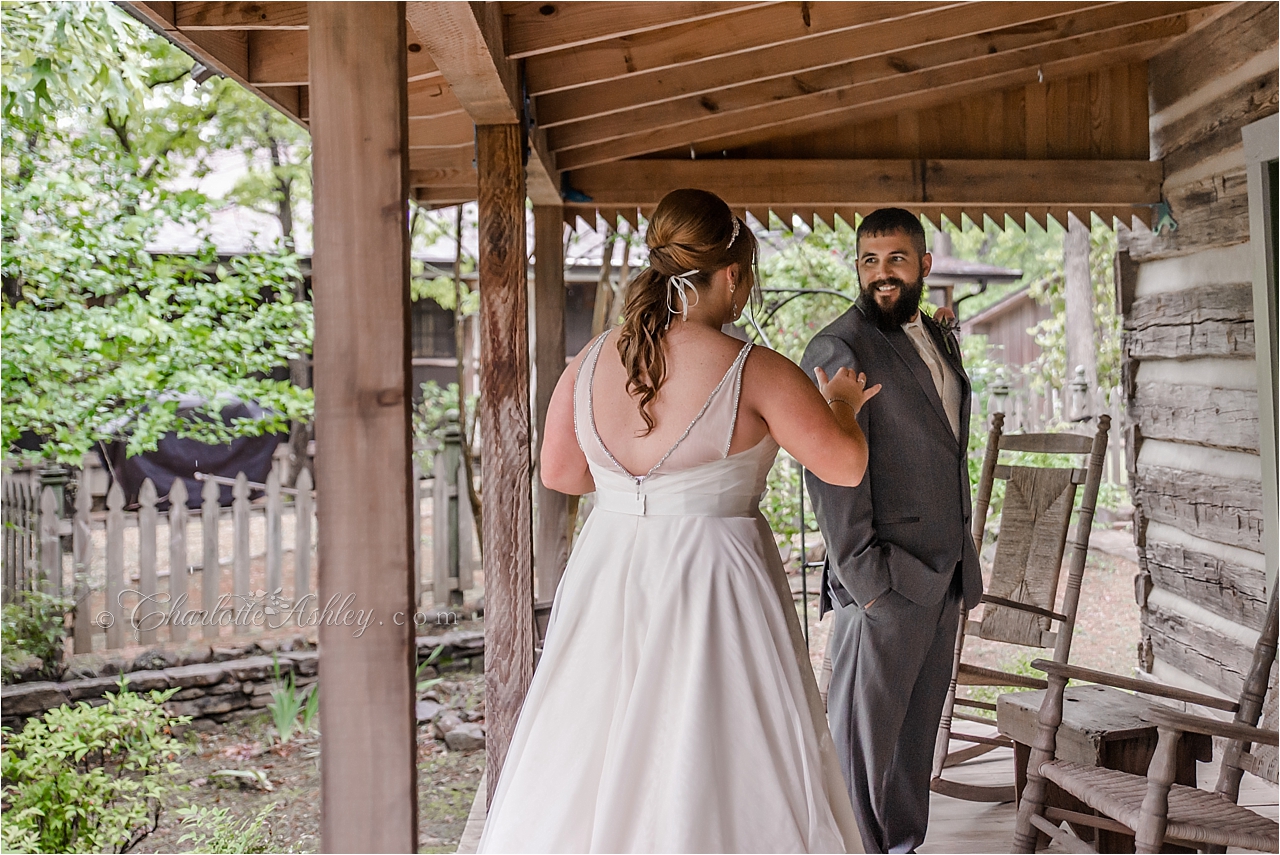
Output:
(1013, 586), (1278, 853)
(930, 412), (1111, 803)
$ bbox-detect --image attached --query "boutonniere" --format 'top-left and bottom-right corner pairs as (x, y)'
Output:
(932, 308), (960, 355)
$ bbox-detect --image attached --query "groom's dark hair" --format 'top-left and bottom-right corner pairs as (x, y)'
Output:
(856, 208), (927, 257)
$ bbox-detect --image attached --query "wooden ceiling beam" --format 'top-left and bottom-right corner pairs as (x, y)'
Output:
(248, 30), (308, 85)
(409, 148), (475, 172)
(538, 0), (1123, 128)
(549, 3), (1205, 149)
(408, 113), (476, 149)
(119, 2), (304, 125)
(174, 2), (308, 30)
(502, 1), (777, 60)
(554, 14), (1190, 169)
(246, 30), (441, 86)
(567, 159), (1163, 207)
(525, 2), (956, 97)
(688, 41), (1159, 158)
(407, 79), (464, 121)
(409, 169), (477, 189)
(406, 2), (559, 205)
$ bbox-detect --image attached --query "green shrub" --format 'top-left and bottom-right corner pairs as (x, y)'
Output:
(960, 651), (1042, 711)
(1, 589), (73, 683)
(175, 802), (277, 854)
(0, 679), (189, 853)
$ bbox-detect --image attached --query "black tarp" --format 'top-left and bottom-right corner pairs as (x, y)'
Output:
(101, 398), (286, 509)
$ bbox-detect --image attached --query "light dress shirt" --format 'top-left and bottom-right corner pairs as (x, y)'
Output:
(902, 315), (962, 438)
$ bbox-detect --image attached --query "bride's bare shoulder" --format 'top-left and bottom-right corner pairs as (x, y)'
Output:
(742, 344), (809, 385)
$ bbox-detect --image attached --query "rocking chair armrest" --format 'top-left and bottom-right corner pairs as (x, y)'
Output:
(1029, 660), (1240, 713)
(1140, 706), (1280, 746)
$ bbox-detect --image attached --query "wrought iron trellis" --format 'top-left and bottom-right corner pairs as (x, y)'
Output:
(743, 287), (858, 650)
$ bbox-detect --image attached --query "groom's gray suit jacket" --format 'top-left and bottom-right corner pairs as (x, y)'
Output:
(801, 304), (983, 613)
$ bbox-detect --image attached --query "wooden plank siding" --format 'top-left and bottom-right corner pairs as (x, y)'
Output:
(1118, 1), (1278, 703)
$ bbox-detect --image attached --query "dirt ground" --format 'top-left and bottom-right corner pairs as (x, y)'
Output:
(132, 669), (484, 855)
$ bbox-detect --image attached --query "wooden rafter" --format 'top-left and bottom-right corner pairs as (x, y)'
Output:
(245, 29), (441, 87)
(536, 0), (1128, 129)
(407, 104), (473, 137)
(405, 2), (559, 205)
(174, 1), (307, 30)
(566, 159), (1164, 207)
(502, 1), (776, 59)
(409, 147), (474, 172)
(554, 13), (1192, 169)
(121, 2), (302, 126)
(407, 79), (464, 122)
(522, 1), (954, 97)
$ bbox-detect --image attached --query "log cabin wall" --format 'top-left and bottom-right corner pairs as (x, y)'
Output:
(1119, 2), (1278, 703)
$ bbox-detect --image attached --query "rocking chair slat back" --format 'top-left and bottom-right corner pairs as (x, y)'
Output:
(981, 466), (1077, 647)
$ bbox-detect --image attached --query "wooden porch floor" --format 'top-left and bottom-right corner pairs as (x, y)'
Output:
(454, 720), (1278, 853)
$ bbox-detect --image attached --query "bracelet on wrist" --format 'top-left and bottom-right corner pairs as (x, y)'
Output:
(827, 398), (856, 412)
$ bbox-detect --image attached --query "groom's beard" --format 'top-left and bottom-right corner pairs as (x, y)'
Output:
(856, 272), (925, 330)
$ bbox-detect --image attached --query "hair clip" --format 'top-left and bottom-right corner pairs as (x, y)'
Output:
(725, 217), (741, 251)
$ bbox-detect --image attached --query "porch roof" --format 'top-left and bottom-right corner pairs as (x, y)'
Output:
(119, 1), (1229, 229)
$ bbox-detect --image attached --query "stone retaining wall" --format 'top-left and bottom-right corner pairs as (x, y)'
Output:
(1, 629), (485, 730)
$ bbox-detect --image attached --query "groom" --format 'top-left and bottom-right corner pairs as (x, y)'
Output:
(802, 208), (983, 853)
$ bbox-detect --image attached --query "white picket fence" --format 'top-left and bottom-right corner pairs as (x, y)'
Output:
(1, 458), (478, 653)
(992, 382), (1127, 485)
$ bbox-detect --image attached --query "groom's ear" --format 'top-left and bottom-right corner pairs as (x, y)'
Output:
(920, 251), (933, 279)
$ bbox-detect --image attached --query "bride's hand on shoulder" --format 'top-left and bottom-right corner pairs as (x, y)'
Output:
(741, 349), (873, 488)
(814, 366), (881, 416)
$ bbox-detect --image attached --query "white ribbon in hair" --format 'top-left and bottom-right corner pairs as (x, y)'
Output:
(666, 269), (701, 323)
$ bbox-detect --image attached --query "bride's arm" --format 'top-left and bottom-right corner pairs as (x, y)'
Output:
(541, 347), (596, 495)
(742, 347), (878, 488)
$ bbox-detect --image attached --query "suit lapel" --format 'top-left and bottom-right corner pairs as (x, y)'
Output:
(879, 320), (956, 443)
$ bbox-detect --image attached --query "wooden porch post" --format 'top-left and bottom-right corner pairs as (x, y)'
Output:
(309, 4), (417, 852)
(477, 125), (535, 804)
(533, 206), (570, 602)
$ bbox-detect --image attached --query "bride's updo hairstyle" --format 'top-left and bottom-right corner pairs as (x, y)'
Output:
(617, 188), (758, 435)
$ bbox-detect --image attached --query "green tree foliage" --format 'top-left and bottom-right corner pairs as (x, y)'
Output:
(1, 1), (313, 464)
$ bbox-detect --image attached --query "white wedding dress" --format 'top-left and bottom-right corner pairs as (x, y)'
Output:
(478, 335), (863, 853)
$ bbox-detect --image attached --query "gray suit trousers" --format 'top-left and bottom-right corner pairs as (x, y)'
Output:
(827, 582), (961, 854)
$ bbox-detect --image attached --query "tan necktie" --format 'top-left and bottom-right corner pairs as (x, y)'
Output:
(903, 320), (961, 438)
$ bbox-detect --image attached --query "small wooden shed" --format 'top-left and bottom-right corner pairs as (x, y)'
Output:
(962, 286), (1054, 368)
(112, 3), (1276, 850)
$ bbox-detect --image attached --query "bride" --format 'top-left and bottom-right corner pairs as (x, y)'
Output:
(478, 189), (877, 853)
